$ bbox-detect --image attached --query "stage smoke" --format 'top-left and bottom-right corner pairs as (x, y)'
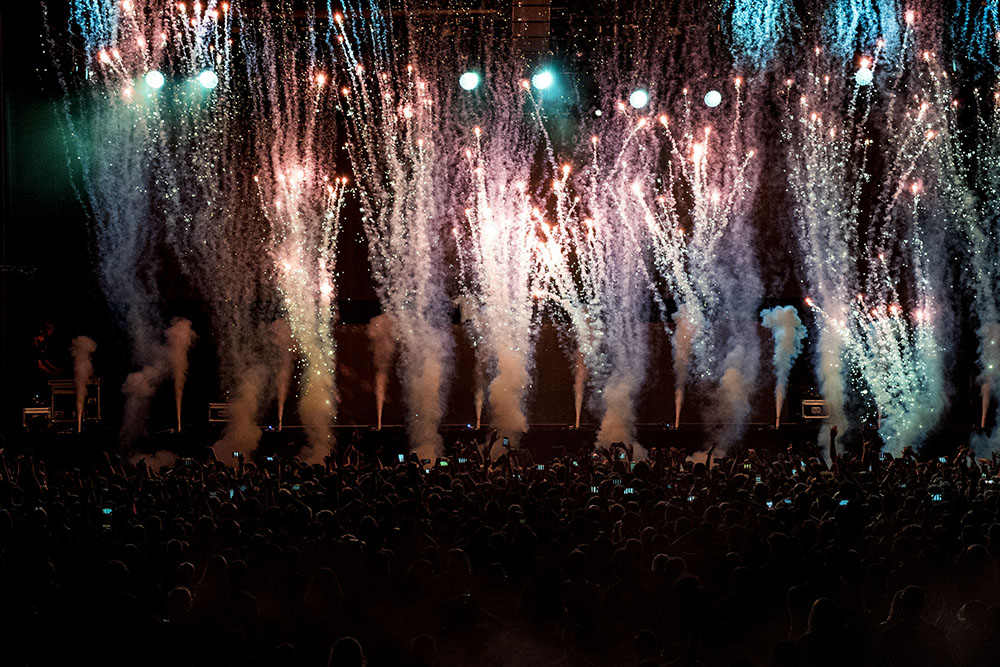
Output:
(488, 346), (530, 445)
(406, 346), (448, 462)
(71, 336), (97, 433)
(573, 349), (586, 429)
(761, 306), (807, 428)
(366, 314), (396, 430)
(816, 321), (848, 457)
(978, 322), (1000, 429)
(672, 307), (696, 427)
(121, 360), (167, 445)
(129, 450), (177, 473)
(713, 345), (755, 453)
(216, 366), (265, 462)
(165, 318), (197, 433)
(597, 373), (647, 459)
(270, 319), (295, 431)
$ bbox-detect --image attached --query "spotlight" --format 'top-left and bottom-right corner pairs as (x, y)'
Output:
(531, 69), (554, 91)
(628, 89), (649, 109)
(198, 69), (219, 89)
(855, 66), (874, 87)
(704, 90), (722, 107)
(145, 70), (165, 90)
(459, 71), (480, 91)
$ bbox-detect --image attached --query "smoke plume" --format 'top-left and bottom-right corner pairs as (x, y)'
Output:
(270, 319), (295, 431)
(671, 306), (696, 427)
(216, 366), (265, 461)
(366, 314), (396, 430)
(760, 306), (807, 427)
(71, 336), (97, 433)
(164, 317), (197, 432)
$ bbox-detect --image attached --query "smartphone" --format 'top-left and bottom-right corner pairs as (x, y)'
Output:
(792, 468), (798, 476)
(590, 485), (598, 494)
(229, 489), (235, 499)
(265, 456), (275, 462)
(292, 484), (301, 491)
(987, 479), (996, 485)
(624, 487), (635, 495)
(208, 491), (217, 498)
(398, 454), (405, 463)
(421, 458), (431, 465)
(618, 452), (626, 460)
(783, 498), (792, 505)
(572, 460), (579, 467)
(181, 458), (193, 467)
(439, 461), (449, 467)
(900, 483), (907, 489)
(630, 462), (637, 471)
(232, 452), (243, 459)
(611, 476), (622, 486)
(931, 492), (943, 502)
(755, 475), (762, 484)
(938, 457), (947, 463)
(766, 500), (774, 509)
(239, 484), (247, 492)
(667, 483), (673, 489)
(502, 437), (510, 448)
(101, 507), (113, 515)
(839, 499), (849, 506)
(458, 457), (468, 464)
(687, 495), (695, 502)
(536, 464), (544, 471)
(743, 463), (752, 471)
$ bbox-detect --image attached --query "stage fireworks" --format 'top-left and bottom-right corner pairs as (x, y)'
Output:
(49, 1), (999, 456)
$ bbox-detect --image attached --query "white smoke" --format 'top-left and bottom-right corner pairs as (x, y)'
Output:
(671, 306), (697, 427)
(366, 314), (397, 430)
(573, 349), (587, 429)
(270, 319), (295, 431)
(71, 336), (97, 433)
(760, 306), (807, 427)
(215, 365), (266, 461)
(488, 345), (530, 444)
(712, 345), (757, 454)
(978, 322), (1000, 429)
(596, 373), (647, 460)
(165, 317), (197, 432)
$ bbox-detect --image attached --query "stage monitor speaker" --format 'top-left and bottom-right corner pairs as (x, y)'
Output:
(209, 402), (233, 422)
(23, 407), (51, 431)
(48, 379), (101, 424)
(802, 400), (829, 420)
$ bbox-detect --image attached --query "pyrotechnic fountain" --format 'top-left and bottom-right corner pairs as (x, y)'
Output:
(47, 1), (1000, 457)
(331, 3), (458, 461)
(452, 60), (544, 445)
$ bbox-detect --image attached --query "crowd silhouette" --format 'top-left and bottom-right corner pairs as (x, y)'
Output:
(1, 428), (999, 666)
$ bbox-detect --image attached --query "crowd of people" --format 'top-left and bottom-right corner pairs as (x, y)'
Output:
(2, 428), (999, 666)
